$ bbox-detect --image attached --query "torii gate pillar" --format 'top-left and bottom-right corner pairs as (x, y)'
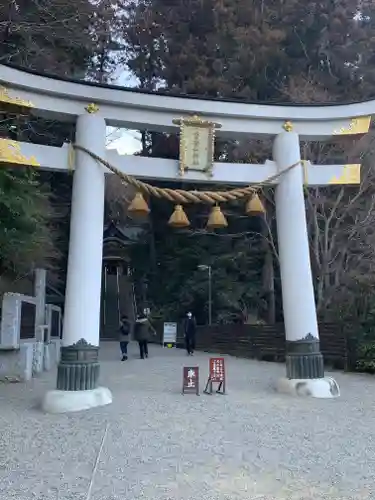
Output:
(274, 129), (339, 398)
(42, 113), (112, 413)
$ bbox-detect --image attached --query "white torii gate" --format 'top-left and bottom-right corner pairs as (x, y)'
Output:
(0, 64), (372, 412)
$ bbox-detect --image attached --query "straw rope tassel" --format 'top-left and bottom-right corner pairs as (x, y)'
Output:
(168, 205), (190, 228)
(245, 193), (265, 215)
(207, 205), (228, 229)
(128, 192), (150, 215)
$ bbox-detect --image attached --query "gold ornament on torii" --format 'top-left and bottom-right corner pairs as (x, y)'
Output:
(0, 86), (34, 109)
(85, 102), (100, 114)
(173, 115), (221, 177)
(333, 116), (371, 136)
(0, 138), (40, 167)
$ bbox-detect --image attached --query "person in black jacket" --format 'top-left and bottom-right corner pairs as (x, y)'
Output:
(184, 311), (197, 356)
(134, 315), (155, 359)
(119, 315), (131, 361)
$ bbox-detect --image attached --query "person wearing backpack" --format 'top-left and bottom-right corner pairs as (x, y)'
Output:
(119, 314), (131, 361)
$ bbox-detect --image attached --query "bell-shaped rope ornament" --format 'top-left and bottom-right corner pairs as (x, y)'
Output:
(206, 205), (228, 229)
(128, 192), (150, 216)
(168, 204), (190, 228)
(245, 193), (266, 216)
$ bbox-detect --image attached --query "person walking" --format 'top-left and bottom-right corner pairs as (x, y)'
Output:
(184, 311), (197, 356)
(134, 314), (153, 359)
(119, 314), (131, 361)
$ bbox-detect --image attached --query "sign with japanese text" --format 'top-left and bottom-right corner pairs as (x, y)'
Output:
(204, 357), (226, 395)
(163, 322), (177, 347)
(182, 366), (200, 395)
(210, 357), (225, 382)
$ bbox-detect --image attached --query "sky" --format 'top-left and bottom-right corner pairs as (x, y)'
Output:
(105, 70), (142, 155)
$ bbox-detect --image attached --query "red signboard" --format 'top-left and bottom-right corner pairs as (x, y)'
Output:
(209, 357), (225, 383)
(204, 357), (226, 395)
(182, 366), (200, 395)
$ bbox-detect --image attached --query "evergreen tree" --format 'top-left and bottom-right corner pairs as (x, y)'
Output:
(0, 1), (121, 285)
(87, 0), (125, 82)
(0, 167), (59, 276)
(124, 0), (375, 101)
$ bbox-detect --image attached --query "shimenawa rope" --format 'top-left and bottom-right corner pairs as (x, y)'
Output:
(72, 144), (302, 205)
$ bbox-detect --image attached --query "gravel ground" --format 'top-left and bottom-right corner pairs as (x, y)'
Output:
(1, 342), (375, 500)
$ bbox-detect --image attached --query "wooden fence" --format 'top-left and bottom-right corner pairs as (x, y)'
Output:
(194, 323), (350, 369)
(152, 322), (353, 370)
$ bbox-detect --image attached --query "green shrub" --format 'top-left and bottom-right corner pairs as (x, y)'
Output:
(356, 341), (375, 373)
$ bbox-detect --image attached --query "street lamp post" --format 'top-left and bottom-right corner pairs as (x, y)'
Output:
(198, 265), (212, 325)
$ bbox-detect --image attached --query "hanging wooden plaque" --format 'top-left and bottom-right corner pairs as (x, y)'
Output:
(173, 115), (221, 177)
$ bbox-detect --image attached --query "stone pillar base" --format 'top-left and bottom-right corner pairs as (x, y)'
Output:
(286, 334), (324, 379)
(42, 387), (112, 413)
(56, 338), (99, 391)
(276, 377), (340, 398)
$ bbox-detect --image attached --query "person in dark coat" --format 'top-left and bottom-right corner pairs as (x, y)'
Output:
(134, 315), (154, 359)
(119, 314), (131, 361)
(184, 311), (197, 356)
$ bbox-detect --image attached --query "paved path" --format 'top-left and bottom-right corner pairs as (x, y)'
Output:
(1, 342), (375, 500)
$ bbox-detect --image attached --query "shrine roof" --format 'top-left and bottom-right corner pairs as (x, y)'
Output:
(103, 222), (144, 243)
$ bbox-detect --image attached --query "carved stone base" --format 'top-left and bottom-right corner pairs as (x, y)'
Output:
(276, 377), (340, 399)
(286, 334), (324, 379)
(56, 338), (99, 391)
(42, 386), (112, 413)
